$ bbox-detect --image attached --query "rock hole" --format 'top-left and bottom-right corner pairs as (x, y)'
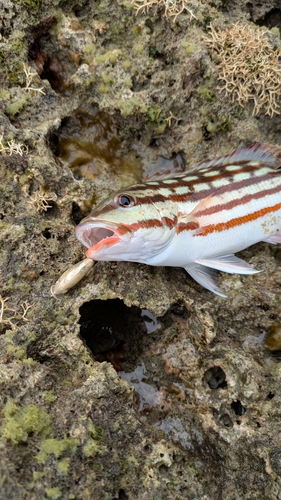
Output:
(267, 392), (275, 400)
(231, 400), (246, 416)
(43, 201), (60, 218)
(28, 16), (73, 96)
(42, 228), (52, 239)
(204, 366), (227, 389)
(79, 299), (159, 371)
(112, 489), (129, 500)
(256, 8), (281, 34)
(71, 202), (84, 225)
(219, 413), (233, 428)
(143, 444), (152, 453)
(40, 56), (72, 96)
(170, 302), (186, 316)
(202, 126), (212, 141)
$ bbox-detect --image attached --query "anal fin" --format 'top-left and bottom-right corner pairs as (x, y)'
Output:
(185, 264), (227, 298)
(195, 254), (261, 275)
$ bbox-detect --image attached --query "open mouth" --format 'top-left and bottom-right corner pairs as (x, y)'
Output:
(75, 220), (130, 253)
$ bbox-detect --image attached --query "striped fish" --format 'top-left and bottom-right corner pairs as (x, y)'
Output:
(75, 142), (281, 297)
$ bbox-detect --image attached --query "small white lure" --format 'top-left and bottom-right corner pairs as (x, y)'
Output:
(50, 258), (94, 297)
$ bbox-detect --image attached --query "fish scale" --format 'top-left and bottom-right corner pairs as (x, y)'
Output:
(75, 142), (281, 297)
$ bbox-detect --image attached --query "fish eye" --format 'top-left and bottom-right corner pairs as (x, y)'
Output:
(115, 194), (135, 207)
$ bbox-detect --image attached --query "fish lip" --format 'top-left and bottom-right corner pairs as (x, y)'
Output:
(75, 219), (132, 251)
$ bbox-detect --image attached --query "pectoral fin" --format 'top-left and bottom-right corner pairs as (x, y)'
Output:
(185, 264), (227, 297)
(263, 233), (281, 244)
(195, 254), (261, 275)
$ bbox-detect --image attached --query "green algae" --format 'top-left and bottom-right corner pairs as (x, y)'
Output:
(57, 458), (70, 475)
(83, 421), (107, 458)
(33, 471), (44, 481)
(45, 487), (62, 499)
(1, 401), (52, 444)
(18, 0), (42, 9)
(116, 96), (148, 116)
(206, 116), (232, 133)
(43, 389), (57, 403)
(197, 79), (217, 103)
(36, 437), (80, 464)
(5, 96), (29, 117)
(181, 41), (197, 55)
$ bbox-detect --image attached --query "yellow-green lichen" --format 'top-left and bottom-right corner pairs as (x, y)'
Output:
(83, 421), (107, 458)
(33, 471), (44, 481)
(5, 343), (26, 360)
(132, 43), (145, 56)
(43, 389), (57, 403)
(36, 437), (80, 464)
(206, 116), (232, 133)
(181, 40), (197, 55)
(197, 80), (216, 103)
(147, 105), (166, 133)
(101, 74), (113, 85)
(116, 97), (148, 116)
(121, 456), (139, 472)
(5, 96), (29, 117)
(122, 60), (132, 70)
(1, 401), (52, 444)
(98, 84), (111, 94)
(19, 0), (42, 9)
(0, 89), (10, 99)
(124, 77), (133, 88)
(57, 458), (70, 475)
(96, 50), (122, 65)
(45, 487), (62, 499)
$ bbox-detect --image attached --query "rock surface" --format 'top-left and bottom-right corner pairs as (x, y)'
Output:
(1, 0), (281, 498)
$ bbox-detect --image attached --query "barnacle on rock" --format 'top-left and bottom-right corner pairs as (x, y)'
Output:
(205, 22), (281, 116)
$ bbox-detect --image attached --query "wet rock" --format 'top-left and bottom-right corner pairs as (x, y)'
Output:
(1, 0), (281, 498)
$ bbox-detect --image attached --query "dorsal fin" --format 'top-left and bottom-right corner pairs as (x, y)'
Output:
(143, 167), (184, 182)
(193, 142), (281, 172)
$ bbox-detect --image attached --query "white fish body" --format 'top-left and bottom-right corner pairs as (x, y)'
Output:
(75, 143), (281, 297)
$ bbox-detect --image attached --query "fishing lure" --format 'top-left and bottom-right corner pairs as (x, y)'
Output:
(50, 258), (94, 297)
(74, 142), (281, 297)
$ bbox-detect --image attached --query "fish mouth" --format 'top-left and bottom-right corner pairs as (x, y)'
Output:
(75, 220), (131, 255)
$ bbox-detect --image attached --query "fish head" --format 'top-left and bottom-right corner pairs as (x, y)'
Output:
(75, 185), (178, 263)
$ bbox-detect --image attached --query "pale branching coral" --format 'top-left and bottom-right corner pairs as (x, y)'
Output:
(131, 0), (197, 21)
(0, 134), (28, 156)
(205, 23), (281, 116)
(23, 63), (45, 95)
(27, 188), (57, 213)
(0, 296), (34, 331)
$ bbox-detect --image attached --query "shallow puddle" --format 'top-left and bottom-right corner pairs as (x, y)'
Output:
(51, 104), (185, 184)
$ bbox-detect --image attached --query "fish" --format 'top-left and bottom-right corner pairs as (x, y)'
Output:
(75, 142), (281, 297)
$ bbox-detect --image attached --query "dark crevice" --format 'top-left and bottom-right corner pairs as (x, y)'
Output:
(267, 392), (275, 400)
(231, 400), (246, 416)
(43, 201), (60, 218)
(71, 202), (84, 225)
(28, 16), (73, 96)
(256, 8), (281, 33)
(204, 366), (227, 389)
(79, 299), (159, 372)
(42, 228), (52, 239)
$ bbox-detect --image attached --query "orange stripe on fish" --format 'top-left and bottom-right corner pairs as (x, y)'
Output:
(196, 201), (281, 236)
